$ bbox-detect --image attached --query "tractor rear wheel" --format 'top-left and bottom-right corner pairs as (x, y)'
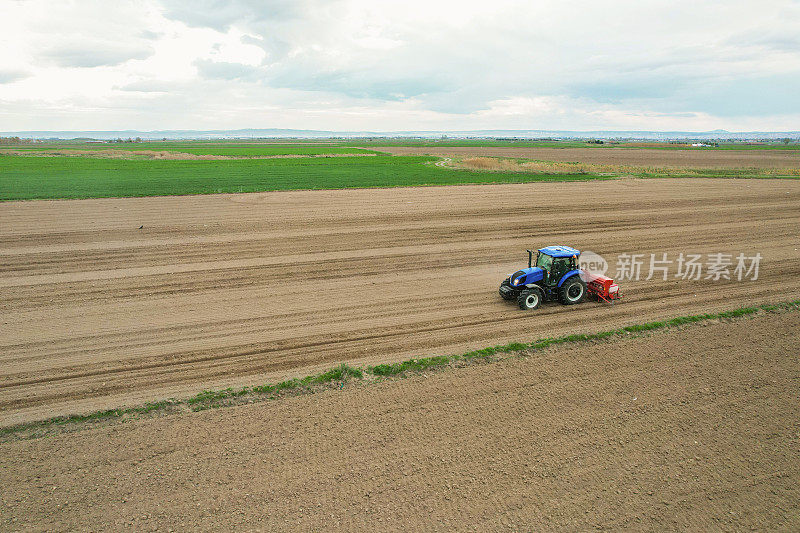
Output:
(518, 288), (543, 310)
(559, 276), (586, 305)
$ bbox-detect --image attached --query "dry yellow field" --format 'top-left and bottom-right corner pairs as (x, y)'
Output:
(379, 145), (800, 169)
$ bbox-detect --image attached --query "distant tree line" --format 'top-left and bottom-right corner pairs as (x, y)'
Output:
(0, 136), (33, 145)
(110, 137), (144, 143)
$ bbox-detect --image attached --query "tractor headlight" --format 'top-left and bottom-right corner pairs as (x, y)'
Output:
(512, 278), (520, 286)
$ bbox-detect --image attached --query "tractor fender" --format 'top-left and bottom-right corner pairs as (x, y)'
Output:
(557, 270), (583, 287)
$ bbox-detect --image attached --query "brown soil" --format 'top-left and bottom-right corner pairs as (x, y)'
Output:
(455, 156), (800, 176)
(1, 312), (797, 531)
(1, 179), (800, 425)
(379, 146), (800, 170)
(616, 142), (694, 148)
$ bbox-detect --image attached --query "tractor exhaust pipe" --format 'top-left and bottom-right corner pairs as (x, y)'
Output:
(527, 249), (533, 268)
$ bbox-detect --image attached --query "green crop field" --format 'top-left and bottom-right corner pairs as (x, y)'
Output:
(3, 142), (381, 156)
(6, 139), (799, 154)
(0, 154), (604, 201)
(342, 140), (593, 148)
(3, 138), (797, 201)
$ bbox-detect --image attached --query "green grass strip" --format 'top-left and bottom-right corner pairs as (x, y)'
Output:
(0, 155), (606, 201)
(2, 300), (798, 439)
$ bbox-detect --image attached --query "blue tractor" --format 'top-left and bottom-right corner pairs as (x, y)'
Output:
(499, 246), (587, 310)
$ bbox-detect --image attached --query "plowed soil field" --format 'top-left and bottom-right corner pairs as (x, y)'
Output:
(2, 178), (799, 425)
(378, 146), (800, 169)
(1, 311), (798, 530)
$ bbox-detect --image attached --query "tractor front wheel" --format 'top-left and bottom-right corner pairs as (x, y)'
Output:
(559, 276), (586, 305)
(518, 288), (543, 310)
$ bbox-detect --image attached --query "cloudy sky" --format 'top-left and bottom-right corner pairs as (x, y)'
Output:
(1, 0), (799, 132)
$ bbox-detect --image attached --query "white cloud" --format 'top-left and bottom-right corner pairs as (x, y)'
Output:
(0, 69), (30, 84)
(1, 0), (799, 131)
(193, 59), (260, 81)
(40, 44), (155, 68)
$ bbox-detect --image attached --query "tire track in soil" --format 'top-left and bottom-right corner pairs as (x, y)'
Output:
(1, 178), (799, 424)
(1, 313), (797, 530)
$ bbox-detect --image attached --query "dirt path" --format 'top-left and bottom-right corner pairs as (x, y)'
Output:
(378, 146), (800, 169)
(1, 312), (797, 531)
(1, 179), (799, 424)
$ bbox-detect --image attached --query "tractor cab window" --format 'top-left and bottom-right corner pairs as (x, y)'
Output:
(536, 253), (553, 271)
(551, 258), (569, 278)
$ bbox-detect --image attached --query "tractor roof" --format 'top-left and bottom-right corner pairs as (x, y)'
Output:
(538, 245), (581, 258)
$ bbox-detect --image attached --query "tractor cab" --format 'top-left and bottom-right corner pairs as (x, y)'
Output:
(532, 246), (580, 286)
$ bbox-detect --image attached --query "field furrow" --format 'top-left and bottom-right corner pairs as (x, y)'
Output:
(1, 178), (799, 425)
